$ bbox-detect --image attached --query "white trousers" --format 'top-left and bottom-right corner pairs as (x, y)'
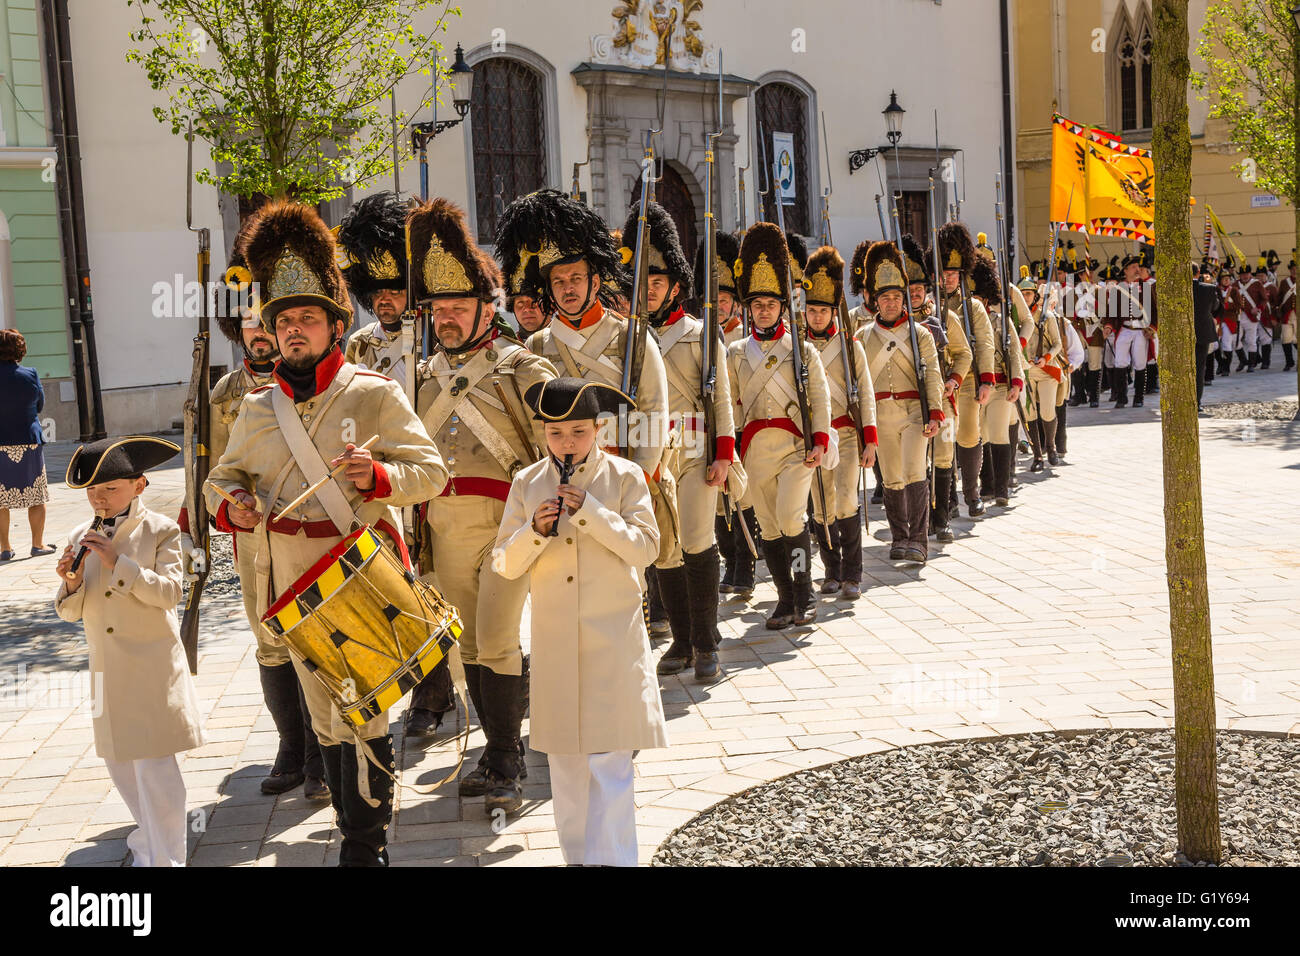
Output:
(547, 751), (638, 867)
(1218, 325), (1236, 352)
(105, 755), (188, 867)
(1113, 327), (1148, 370)
(1239, 318), (1260, 353)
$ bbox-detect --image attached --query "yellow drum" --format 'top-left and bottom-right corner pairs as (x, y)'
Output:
(262, 525), (461, 728)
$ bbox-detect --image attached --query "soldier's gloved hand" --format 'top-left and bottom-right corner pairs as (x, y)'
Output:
(179, 533), (200, 582)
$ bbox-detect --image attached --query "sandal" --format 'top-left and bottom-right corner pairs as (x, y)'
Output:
(31, 545), (57, 557)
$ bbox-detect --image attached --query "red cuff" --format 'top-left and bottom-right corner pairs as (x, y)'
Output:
(979, 373), (996, 385)
(214, 499), (238, 534)
(1018, 336), (1028, 348)
(178, 507), (191, 535)
(929, 410), (945, 423)
(714, 435), (736, 462)
(947, 374), (963, 389)
(1012, 378), (1024, 390)
(362, 461), (392, 502)
(862, 425), (879, 445)
(813, 432), (829, 451)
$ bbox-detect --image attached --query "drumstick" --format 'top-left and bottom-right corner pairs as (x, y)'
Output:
(271, 435), (379, 521)
(203, 480), (263, 513)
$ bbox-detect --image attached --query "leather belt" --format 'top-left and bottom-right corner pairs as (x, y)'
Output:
(739, 417), (801, 459)
(874, 390), (921, 401)
(437, 476), (513, 502)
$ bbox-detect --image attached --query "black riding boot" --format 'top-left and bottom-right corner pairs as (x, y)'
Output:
(902, 480), (930, 563)
(958, 444), (985, 516)
(296, 681), (328, 800)
(478, 668), (528, 817)
(1132, 370), (1146, 407)
(979, 443), (994, 501)
(338, 736), (393, 867)
(1042, 418), (1059, 466)
(992, 443), (1013, 505)
(646, 567), (670, 638)
(457, 662), (490, 796)
(1114, 370), (1129, 408)
(406, 656), (455, 738)
(931, 467), (954, 543)
(1261, 343), (1272, 369)
(1236, 349), (1248, 371)
(1146, 364), (1159, 393)
(716, 514), (735, 592)
(871, 461), (885, 503)
(683, 547), (723, 681)
(883, 486), (909, 559)
(789, 527), (817, 625)
(731, 510), (757, 595)
(258, 663), (306, 795)
(1284, 343), (1296, 370)
(654, 563), (694, 675)
(1088, 368), (1101, 407)
(319, 743), (345, 829)
(835, 513), (864, 595)
(762, 537), (795, 630)
(1054, 403), (1068, 457)
(813, 514), (841, 592)
(1069, 368), (1086, 406)
(1247, 351), (1260, 371)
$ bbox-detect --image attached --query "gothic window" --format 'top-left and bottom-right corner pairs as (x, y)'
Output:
(1116, 9), (1153, 132)
(755, 81), (811, 236)
(471, 57), (547, 244)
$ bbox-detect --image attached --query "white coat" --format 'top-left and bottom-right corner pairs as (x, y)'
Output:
(54, 498), (205, 763)
(492, 448), (668, 756)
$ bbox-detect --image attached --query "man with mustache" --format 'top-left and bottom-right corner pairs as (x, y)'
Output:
(338, 192), (416, 388)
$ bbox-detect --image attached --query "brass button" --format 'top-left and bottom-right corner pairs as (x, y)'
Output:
(302, 414), (311, 423)
(566, 538), (573, 544)
(104, 591), (111, 598)
(567, 576), (573, 582)
(117, 580), (125, 587)
(533, 538), (542, 545)
(578, 519), (587, 526)
(301, 482), (309, 489)
(106, 627), (113, 634)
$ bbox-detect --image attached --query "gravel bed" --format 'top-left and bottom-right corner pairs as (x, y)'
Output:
(188, 532), (241, 599)
(653, 731), (1299, 867)
(1201, 399), (1296, 421)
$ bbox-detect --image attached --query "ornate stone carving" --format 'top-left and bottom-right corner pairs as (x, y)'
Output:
(592, 1), (716, 73)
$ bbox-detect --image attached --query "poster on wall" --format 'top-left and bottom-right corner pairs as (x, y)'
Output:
(772, 131), (797, 204)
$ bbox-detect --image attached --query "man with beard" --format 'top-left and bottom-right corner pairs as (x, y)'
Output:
(337, 192), (415, 388)
(206, 203), (447, 866)
(410, 198), (556, 815)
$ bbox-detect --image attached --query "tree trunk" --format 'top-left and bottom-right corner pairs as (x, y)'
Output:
(1294, 25), (1300, 420)
(1153, 0), (1222, 864)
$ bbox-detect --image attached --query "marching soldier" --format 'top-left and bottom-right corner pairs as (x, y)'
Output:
(1280, 256), (1297, 371)
(699, 231), (746, 344)
(337, 192), (416, 388)
(206, 202), (448, 866)
(902, 234), (970, 545)
(1109, 253), (1153, 407)
(619, 202), (734, 681)
(802, 245), (877, 598)
(933, 223), (996, 517)
(847, 240), (875, 337)
(504, 239), (551, 336)
(1061, 252), (1103, 408)
(728, 222), (830, 628)
(970, 256), (1024, 505)
(861, 241), (944, 563)
(1216, 262), (1242, 377)
(1021, 267), (1065, 472)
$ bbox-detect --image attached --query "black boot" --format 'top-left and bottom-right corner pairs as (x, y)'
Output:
(1069, 368), (1085, 406)
(646, 567), (671, 639)
(405, 656), (455, 738)
(1261, 343), (1272, 369)
(979, 443), (994, 501)
(1054, 403), (1068, 458)
(258, 663), (306, 795)
(762, 537), (795, 629)
(903, 480), (930, 563)
(835, 513), (864, 597)
(992, 443), (1013, 505)
(1114, 370), (1129, 408)
(931, 467), (954, 543)
(883, 486), (908, 559)
(683, 547), (723, 681)
(654, 563), (694, 675)
(789, 527), (817, 625)
(319, 743), (345, 830)
(1029, 418), (1045, 473)
(731, 511), (757, 597)
(1236, 349), (1248, 371)
(813, 515), (841, 593)
(478, 668), (528, 817)
(1247, 351), (1260, 371)
(1146, 364), (1159, 393)
(716, 514), (735, 593)
(1284, 343), (1296, 370)
(338, 736), (393, 867)
(1105, 366), (1118, 401)
(871, 461), (884, 503)
(1132, 370), (1145, 407)
(458, 662), (490, 796)
(1042, 418), (1059, 465)
(297, 681), (329, 800)
(958, 444), (985, 516)
(1088, 368), (1100, 407)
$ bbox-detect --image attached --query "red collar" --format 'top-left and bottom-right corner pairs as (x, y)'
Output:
(875, 314), (907, 330)
(722, 316), (742, 333)
(663, 305), (687, 326)
(273, 345), (345, 399)
(807, 321), (837, 339)
(557, 299), (605, 331)
(752, 320), (786, 342)
(243, 358), (276, 380)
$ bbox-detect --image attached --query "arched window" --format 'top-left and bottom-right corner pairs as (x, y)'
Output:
(754, 81), (811, 236)
(470, 57), (547, 244)
(1115, 7), (1153, 132)
(629, 163), (698, 269)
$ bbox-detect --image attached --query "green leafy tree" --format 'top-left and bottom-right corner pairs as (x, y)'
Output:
(126, 0), (459, 204)
(1194, 0), (1300, 412)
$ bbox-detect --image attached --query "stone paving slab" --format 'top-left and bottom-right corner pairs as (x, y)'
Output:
(0, 368), (1297, 866)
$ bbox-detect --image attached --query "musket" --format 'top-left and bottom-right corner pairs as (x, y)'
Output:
(738, 88), (753, 232)
(179, 118), (209, 676)
(494, 377), (540, 466)
(765, 123), (831, 535)
(993, 170), (1033, 441)
(882, 191), (932, 428)
(402, 216), (428, 568)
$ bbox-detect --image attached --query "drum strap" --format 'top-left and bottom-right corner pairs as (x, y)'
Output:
(271, 371), (361, 535)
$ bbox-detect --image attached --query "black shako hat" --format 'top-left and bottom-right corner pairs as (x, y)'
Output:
(66, 436), (180, 489)
(524, 378), (636, 422)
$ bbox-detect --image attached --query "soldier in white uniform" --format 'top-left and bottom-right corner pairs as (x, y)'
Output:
(617, 202), (734, 681)
(1108, 253), (1153, 408)
(337, 192), (416, 389)
(1280, 257), (1297, 371)
(970, 256), (1024, 506)
(727, 222), (830, 628)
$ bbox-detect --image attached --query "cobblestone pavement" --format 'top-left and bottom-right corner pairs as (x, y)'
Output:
(1, 367), (1297, 867)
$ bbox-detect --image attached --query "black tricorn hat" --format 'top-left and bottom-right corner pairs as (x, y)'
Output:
(335, 191), (409, 304)
(66, 436), (180, 489)
(407, 198), (502, 301)
(736, 222), (789, 302)
(864, 241), (907, 299)
(493, 189), (628, 312)
(802, 245), (844, 308)
(970, 255), (1002, 306)
(619, 201), (692, 295)
(217, 215), (260, 344)
(901, 233), (929, 285)
(695, 231), (740, 299)
(524, 377), (636, 422)
(243, 202), (353, 330)
(935, 222), (977, 274)
(849, 240), (873, 297)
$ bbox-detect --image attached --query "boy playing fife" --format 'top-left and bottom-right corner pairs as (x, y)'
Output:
(492, 379), (668, 866)
(54, 437), (204, 867)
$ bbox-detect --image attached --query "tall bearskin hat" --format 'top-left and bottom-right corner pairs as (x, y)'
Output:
(934, 222), (977, 274)
(863, 241), (906, 299)
(243, 201), (352, 331)
(802, 245), (844, 308)
(849, 240), (873, 298)
(736, 222), (789, 303)
(618, 201), (693, 295)
(1059, 240), (1086, 276)
(970, 255), (1002, 307)
(217, 215), (259, 344)
(406, 198), (502, 302)
(335, 191), (408, 305)
(786, 231), (809, 284)
(695, 230), (740, 300)
(493, 189), (627, 312)
(900, 234), (929, 285)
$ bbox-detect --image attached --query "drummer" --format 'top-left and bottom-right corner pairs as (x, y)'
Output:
(205, 202), (447, 867)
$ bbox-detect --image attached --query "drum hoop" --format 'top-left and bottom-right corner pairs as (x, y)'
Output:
(340, 627), (459, 722)
(266, 528), (385, 637)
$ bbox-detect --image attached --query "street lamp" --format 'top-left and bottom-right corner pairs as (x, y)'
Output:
(411, 42), (475, 199)
(848, 90), (906, 174)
